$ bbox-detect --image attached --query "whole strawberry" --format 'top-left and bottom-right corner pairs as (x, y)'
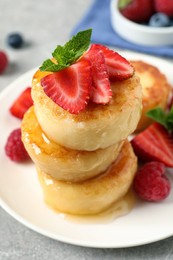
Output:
(119, 0), (155, 23)
(154, 0), (173, 17)
(134, 162), (171, 202)
(5, 128), (30, 162)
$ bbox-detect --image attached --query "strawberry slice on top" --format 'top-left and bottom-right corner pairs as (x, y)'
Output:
(131, 123), (173, 167)
(41, 59), (92, 114)
(39, 29), (135, 113)
(85, 47), (112, 104)
(89, 44), (134, 81)
(9, 87), (33, 119)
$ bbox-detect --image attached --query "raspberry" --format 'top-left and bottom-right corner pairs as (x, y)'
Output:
(133, 162), (171, 202)
(5, 128), (30, 162)
(0, 50), (8, 74)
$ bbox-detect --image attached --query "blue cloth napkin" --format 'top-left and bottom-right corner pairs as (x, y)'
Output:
(71, 0), (173, 58)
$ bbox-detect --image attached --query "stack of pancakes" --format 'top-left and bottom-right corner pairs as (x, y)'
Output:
(21, 69), (142, 215)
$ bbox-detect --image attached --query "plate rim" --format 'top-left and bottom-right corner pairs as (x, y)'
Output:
(0, 51), (173, 248)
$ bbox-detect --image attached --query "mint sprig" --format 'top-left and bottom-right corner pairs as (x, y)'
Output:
(39, 29), (92, 72)
(147, 106), (173, 132)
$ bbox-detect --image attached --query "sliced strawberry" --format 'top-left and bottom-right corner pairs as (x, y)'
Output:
(85, 47), (112, 104)
(89, 44), (134, 81)
(9, 87), (33, 119)
(41, 59), (92, 114)
(131, 123), (173, 167)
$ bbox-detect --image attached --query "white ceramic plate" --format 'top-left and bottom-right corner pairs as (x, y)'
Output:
(0, 52), (173, 248)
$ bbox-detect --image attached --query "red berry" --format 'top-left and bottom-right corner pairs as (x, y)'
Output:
(41, 59), (92, 114)
(154, 0), (173, 17)
(5, 128), (30, 162)
(134, 162), (171, 202)
(0, 51), (8, 74)
(9, 87), (33, 119)
(89, 44), (134, 81)
(85, 47), (112, 104)
(119, 0), (154, 23)
(131, 123), (173, 167)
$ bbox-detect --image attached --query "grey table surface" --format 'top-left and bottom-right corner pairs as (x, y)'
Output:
(0, 0), (173, 259)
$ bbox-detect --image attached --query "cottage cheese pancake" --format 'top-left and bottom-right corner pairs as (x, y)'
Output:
(32, 70), (142, 151)
(22, 106), (123, 182)
(37, 141), (137, 215)
(131, 60), (172, 132)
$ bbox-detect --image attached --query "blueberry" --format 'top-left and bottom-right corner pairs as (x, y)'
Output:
(7, 33), (24, 48)
(149, 13), (171, 27)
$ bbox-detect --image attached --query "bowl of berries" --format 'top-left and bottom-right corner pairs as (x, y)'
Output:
(110, 0), (173, 46)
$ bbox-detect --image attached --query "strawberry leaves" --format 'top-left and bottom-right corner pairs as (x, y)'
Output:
(40, 29), (92, 72)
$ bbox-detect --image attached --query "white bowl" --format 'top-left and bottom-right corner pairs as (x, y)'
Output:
(110, 0), (173, 46)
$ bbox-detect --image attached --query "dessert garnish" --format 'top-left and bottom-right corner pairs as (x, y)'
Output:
(40, 29), (92, 72)
(131, 122), (173, 167)
(9, 87), (33, 119)
(41, 58), (92, 114)
(89, 44), (134, 81)
(5, 128), (30, 162)
(84, 45), (112, 104)
(40, 29), (134, 114)
(147, 106), (173, 131)
(130, 91), (173, 201)
(131, 106), (173, 167)
(134, 161), (171, 202)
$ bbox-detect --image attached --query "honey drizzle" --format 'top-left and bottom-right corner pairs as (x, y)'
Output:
(52, 188), (137, 224)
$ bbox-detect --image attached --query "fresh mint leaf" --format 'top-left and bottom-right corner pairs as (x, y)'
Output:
(40, 29), (92, 72)
(52, 29), (92, 65)
(147, 106), (173, 132)
(39, 59), (68, 72)
(165, 106), (173, 131)
(147, 107), (167, 127)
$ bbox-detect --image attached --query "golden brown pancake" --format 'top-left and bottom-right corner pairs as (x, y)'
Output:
(32, 70), (142, 151)
(22, 106), (123, 182)
(131, 60), (172, 132)
(36, 140), (137, 215)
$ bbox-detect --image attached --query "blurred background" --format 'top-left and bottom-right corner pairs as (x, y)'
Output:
(0, 0), (92, 91)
